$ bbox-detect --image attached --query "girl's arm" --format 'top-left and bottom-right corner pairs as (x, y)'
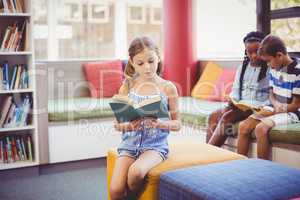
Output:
(153, 82), (181, 131)
(118, 82), (129, 95)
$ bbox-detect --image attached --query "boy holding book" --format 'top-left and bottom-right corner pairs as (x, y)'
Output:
(237, 35), (300, 159)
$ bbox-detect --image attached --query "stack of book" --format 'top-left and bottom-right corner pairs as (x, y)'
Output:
(0, 0), (24, 13)
(0, 20), (26, 52)
(0, 94), (31, 128)
(0, 61), (29, 90)
(0, 134), (33, 163)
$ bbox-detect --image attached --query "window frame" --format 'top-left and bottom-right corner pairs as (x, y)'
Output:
(257, 0), (300, 56)
(150, 5), (162, 25)
(61, 0), (83, 23)
(127, 3), (147, 24)
(87, 3), (110, 24)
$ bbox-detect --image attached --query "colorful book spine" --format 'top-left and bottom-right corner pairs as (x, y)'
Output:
(16, 138), (24, 160)
(3, 61), (9, 90)
(0, 140), (3, 163)
(10, 65), (17, 90)
(27, 135), (32, 161)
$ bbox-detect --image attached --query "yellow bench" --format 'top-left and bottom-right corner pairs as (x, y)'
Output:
(107, 138), (246, 200)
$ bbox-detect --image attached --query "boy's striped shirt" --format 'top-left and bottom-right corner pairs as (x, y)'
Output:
(268, 58), (300, 104)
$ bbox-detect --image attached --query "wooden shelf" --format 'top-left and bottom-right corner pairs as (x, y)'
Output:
(0, 160), (38, 170)
(0, 51), (32, 56)
(0, 89), (34, 94)
(0, 125), (35, 133)
(0, 13), (31, 17)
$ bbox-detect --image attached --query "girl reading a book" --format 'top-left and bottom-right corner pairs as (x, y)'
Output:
(110, 36), (181, 200)
(207, 31), (270, 147)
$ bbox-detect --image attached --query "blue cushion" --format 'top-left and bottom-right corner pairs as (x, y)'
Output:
(159, 159), (300, 200)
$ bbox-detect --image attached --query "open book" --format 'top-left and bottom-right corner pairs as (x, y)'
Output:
(229, 97), (261, 112)
(109, 94), (169, 123)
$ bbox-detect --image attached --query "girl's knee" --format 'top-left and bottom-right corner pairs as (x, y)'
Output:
(220, 111), (235, 125)
(255, 123), (270, 137)
(208, 111), (220, 125)
(110, 184), (126, 199)
(127, 164), (145, 185)
(238, 121), (252, 136)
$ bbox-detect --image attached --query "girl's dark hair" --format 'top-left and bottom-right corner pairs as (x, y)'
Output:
(123, 36), (162, 93)
(238, 31), (268, 100)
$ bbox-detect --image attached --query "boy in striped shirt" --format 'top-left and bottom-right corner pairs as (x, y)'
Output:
(237, 35), (300, 159)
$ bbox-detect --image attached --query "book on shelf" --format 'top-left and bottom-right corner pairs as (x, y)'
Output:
(109, 94), (169, 123)
(0, 20), (27, 52)
(0, 0), (24, 13)
(0, 94), (31, 128)
(1, 61), (29, 90)
(0, 95), (12, 126)
(229, 97), (261, 112)
(0, 134), (33, 164)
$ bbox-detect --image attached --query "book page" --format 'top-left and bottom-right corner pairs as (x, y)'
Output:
(229, 97), (260, 111)
(134, 95), (161, 109)
(112, 94), (133, 105)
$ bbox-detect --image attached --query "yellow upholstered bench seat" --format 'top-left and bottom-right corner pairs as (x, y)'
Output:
(106, 138), (246, 200)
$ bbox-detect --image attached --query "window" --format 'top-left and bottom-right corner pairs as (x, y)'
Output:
(271, 18), (300, 52)
(127, 4), (146, 24)
(33, 0), (47, 60)
(196, 0), (256, 59)
(150, 6), (162, 25)
(270, 0), (300, 52)
(127, 1), (163, 54)
(32, 0), (163, 61)
(88, 3), (110, 23)
(61, 1), (82, 22)
(271, 0), (300, 10)
(57, 0), (115, 59)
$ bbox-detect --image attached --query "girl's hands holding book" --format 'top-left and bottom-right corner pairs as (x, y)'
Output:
(114, 118), (143, 132)
(114, 118), (176, 131)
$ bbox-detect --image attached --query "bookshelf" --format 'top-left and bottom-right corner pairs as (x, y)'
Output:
(0, 0), (39, 170)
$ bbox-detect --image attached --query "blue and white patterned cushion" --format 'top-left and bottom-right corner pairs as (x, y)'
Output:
(159, 159), (300, 200)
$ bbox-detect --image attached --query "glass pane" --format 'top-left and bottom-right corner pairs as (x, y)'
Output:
(127, 1), (163, 55)
(197, 0), (256, 58)
(57, 0), (115, 59)
(271, 0), (300, 10)
(271, 18), (300, 52)
(33, 0), (48, 60)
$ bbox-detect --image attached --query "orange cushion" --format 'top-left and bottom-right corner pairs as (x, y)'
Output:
(191, 62), (236, 102)
(83, 60), (123, 98)
(106, 138), (246, 200)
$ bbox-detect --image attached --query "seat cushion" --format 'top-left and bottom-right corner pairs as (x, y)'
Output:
(191, 62), (236, 102)
(178, 97), (300, 145)
(179, 97), (226, 126)
(107, 138), (246, 200)
(82, 60), (123, 98)
(48, 97), (114, 122)
(269, 123), (300, 145)
(228, 123), (300, 145)
(159, 159), (300, 200)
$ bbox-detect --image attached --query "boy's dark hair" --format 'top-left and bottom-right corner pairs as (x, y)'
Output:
(258, 34), (287, 57)
(239, 31), (268, 100)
